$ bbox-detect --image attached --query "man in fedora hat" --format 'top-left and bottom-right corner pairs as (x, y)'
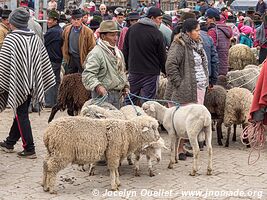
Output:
(0, 9), (11, 48)
(82, 20), (129, 109)
(44, 10), (63, 108)
(62, 8), (96, 74)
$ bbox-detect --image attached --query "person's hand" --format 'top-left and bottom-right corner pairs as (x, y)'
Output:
(96, 85), (107, 96)
(122, 87), (130, 97)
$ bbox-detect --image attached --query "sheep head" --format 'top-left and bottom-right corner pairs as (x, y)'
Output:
(142, 137), (168, 162)
(142, 102), (157, 119)
(135, 116), (160, 143)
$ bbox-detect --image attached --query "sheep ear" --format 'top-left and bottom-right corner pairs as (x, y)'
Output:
(142, 127), (149, 132)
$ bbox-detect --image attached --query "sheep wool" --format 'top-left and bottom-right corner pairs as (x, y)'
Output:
(42, 115), (160, 193)
(229, 44), (257, 71)
(224, 87), (253, 127)
(48, 73), (91, 123)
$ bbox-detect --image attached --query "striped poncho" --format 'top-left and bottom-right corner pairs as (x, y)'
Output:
(0, 29), (55, 115)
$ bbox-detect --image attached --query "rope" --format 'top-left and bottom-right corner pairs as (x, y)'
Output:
(91, 93), (108, 106)
(240, 122), (266, 165)
(227, 70), (258, 84)
(126, 93), (142, 116)
(128, 92), (180, 107)
(236, 75), (259, 89)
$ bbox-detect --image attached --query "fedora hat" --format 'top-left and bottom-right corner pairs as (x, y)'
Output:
(99, 20), (120, 33)
(126, 12), (140, 21)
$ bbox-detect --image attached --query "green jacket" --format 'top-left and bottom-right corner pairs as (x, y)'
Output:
(82, 45), (128, 91)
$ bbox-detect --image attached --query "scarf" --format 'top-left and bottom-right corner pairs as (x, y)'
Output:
(180, 33), (208, 72)
(256, 23), (267, 45)
(98, 38), (124, 72)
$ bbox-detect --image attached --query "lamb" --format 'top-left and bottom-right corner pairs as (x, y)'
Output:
(217, 67), (260, 92)
(204, 85), (227, 146)
(229, 44), (257, 71)
(48, 73), (91, 123)
(42, 116), (160, 193)
(80, 103), (167, 177)
(223, 87), (253, 147)
(142, 101), (212, 176)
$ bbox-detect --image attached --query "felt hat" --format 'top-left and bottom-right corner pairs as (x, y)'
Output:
(99, 20), (120, 33)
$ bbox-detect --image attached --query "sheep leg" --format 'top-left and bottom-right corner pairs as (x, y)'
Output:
(225, 126), (231, 147)
(175, 137), (179, 163)
(134, 152), (141, 177)
(88, 164), (95, 176)
(45, 156), (70, 194)
(42, 157), (49, 189)
(216, 119), (223, 146)
(48, 104), (61, 123)
(168, 133), (177, 169)
(115, 168), (121, 187)
(109, 168), (118, 191)
(189, 137), (200, 176)
(146, 155), (155, 177)
(205, 126), (213, 175)
(232, 124), (237, 142)
(127, 154), (133, 165)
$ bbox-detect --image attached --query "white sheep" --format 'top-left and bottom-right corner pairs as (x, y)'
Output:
(80, 103), (167, 176)
(223, 87), (253, 147)
(142, 101), (213, 176)
(42, 116), (160, 193)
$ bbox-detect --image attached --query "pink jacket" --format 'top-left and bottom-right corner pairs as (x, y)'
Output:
(118, 27), (128, 50)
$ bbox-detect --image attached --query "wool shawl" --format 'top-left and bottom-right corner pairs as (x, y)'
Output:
(0, 29), (55, 115)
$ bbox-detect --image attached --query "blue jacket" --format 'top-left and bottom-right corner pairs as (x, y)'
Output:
(200, 30), (219, 86)
(239, 34), (253, 48)
(44, 24), (63, 63)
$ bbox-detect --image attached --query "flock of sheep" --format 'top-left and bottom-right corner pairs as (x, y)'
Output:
(42, 44), (260, 194)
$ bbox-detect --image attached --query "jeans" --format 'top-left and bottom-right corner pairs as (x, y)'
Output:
(91, 90), (121, 109)
(45, 62), (61, 107)
(6, 96), (35, 152)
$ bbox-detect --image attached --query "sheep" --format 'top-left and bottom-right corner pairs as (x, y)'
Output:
(229, 44), (257, 71)
(142, 101), (213, 176)
(42, 116), (160, 193)
(217, 68), (260, 92)
(223, 87), (253, 147)
(120, 105), (168, 176)
(204, 85), (227, 146)
(80, 103), (167, 177)
(156, 74), (168, 100)
(48, 73), (91, 123)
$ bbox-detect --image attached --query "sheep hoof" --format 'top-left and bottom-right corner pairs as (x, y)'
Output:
(149, 170), (155, 177)
(49, 189), (57, 194)
(218, 141), (223, 146)
(111, 186), (119, 191)
(43, 186), (49, 192)
(127, 159), (133, 166)
(189, 170), (197, 176)
(207, 169), (212, 175)
(134, 169), (140, 177)
(89, 171), (95, 176)
(224, 144), (229, 147)
(168, 162), (174, 169)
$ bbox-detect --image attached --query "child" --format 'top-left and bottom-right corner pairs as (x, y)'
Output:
(239, 25), (253, 48)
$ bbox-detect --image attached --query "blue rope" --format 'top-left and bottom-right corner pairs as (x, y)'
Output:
(128, 92), (180, 107)
(92, 93), (108, 106)
(127, 93), (142, 116)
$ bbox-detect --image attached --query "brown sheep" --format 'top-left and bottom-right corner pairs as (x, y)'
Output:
(48, 73), (91, 123)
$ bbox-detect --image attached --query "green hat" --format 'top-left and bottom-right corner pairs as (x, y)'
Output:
(48, 10), (60, 20)
(99, 20), (120, 33)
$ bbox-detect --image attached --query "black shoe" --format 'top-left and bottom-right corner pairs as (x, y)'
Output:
(0, 141), (14, 153)
(17, 150), (37, 159)
(178, 153), (187, 161)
